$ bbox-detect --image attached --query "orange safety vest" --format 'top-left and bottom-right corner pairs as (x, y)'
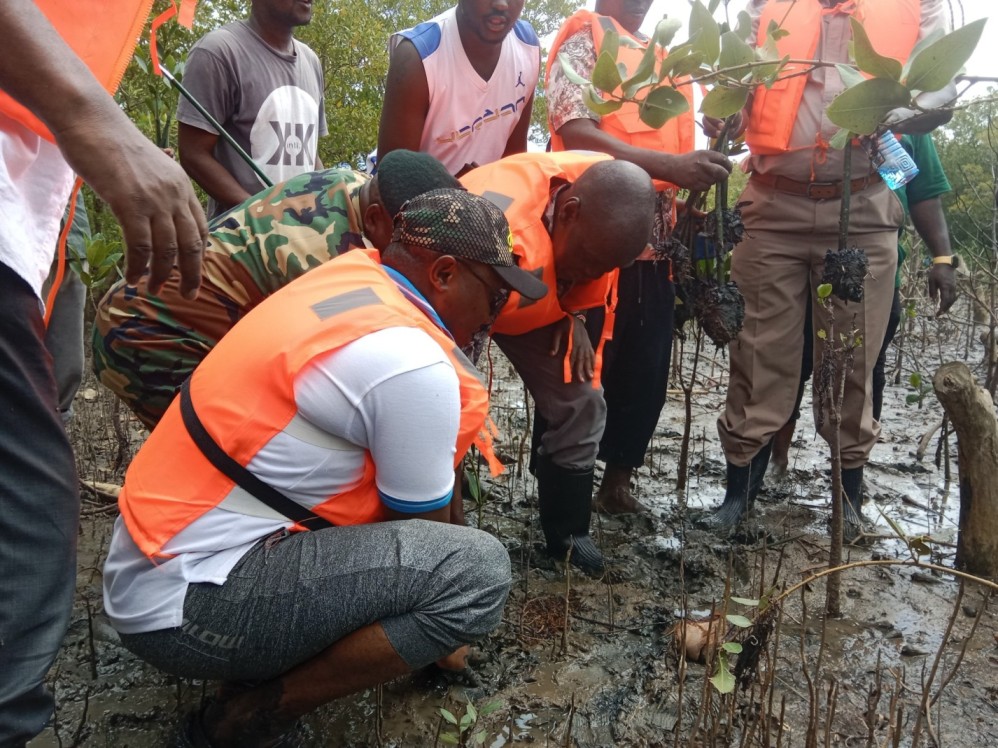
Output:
(119, 248), (499, 559)
(545, 9), (695, 192)
(544, 10), (694, 192)
(0, 0), (187, 141)
(746, 0), (921, 155)
(460, 151), (616, 338)
(460, 151), (619, 386)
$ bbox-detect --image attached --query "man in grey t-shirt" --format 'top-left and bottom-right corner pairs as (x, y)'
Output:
(178, 0), (327, 219)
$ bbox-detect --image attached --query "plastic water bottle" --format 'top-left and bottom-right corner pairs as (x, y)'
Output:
(869, 130), (919, 190)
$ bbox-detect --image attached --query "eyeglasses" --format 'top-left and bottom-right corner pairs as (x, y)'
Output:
(457, 258), (510, 318)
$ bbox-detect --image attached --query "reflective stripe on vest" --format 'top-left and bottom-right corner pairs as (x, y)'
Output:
(460, 152), (613, 338)
(746, 0), (921, 155)
(118, 248), (496, 558)
(545, 9), (695, 191)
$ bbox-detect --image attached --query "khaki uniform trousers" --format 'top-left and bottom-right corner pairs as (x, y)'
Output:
(718, 177), (904, 468)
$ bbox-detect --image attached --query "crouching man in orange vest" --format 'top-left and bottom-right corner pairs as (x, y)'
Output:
(102, 189), (546, 746)
(461, 152), (657, 575)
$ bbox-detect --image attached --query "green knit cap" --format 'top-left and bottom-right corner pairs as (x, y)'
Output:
(377, 150), (462, 216)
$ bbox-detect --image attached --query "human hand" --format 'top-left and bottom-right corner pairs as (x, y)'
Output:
(702, 112), (746, 140)
(54, 116), (207, 298)
(549, 315), (594, 382)
(664, 150), (733, 191)
(928, 263), (957, 315)
(435, 645), (470, 671)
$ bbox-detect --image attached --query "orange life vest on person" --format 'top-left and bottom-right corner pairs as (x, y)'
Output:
(118, 248), (499, 559)
(545, 10), (694, 192)
(545, 10), (695, 192)
(460, 151), (615, 338)
(460, 151), (619, 386)
(0, 1), (194, 141)
(746, 0), (921, 155)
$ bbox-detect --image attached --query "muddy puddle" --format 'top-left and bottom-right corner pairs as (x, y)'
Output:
(29, 299), (998, 747)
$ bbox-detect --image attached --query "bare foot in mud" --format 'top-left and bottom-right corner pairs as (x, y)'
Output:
(594, 464), (647, 514)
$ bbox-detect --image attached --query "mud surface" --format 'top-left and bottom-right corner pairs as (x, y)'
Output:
(30, 294), (998, 747)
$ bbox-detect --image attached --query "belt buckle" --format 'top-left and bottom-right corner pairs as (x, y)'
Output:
(805, 181), (838, 200)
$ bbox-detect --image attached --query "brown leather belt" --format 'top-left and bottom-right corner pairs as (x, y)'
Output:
(750, 171), (882, 200)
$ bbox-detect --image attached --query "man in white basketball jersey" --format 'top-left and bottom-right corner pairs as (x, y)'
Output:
(377, 0), (540, 176)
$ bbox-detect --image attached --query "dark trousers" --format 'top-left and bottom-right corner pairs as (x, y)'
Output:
(793, 286), (903, 423)
(529, 261), (675, 471)
(589, 260), (676, 467)
(0, 263), (80, 746)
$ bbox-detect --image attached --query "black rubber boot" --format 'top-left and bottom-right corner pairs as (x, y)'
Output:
(701, 461), (751, 532)
(746, 440), (773, 511)
(702, 443), (773, 532)
(841, 466), (872, 543)
(536, 456), (605, 575)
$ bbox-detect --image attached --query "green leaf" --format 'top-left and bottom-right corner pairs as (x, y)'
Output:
(479, 700), (503, 718)
(439, 735), (459, 745)
(722, 641), (744, 654)
(909, 372), (922, 388)
(835, 64), (866, 90)
(440, 708), (458, 725)
(817, 283), (833, 300)
(901, 29), (945, 81)
(904, 20), (986, 93)
(653, 17), (683, 49)
(689, 0), (721, 65)
(592, 51), (624, 94)
(909, 536), (931, 557)
(726, 614), (752, 628)
(730, 596), (760, 607)
(826, 78), (912, 135)
(735, 11), (753, 42)
(583, 85), (623, 116)
(622, 42), (659, 98)
(466, 701), (478, 723)
(599, 29), (620, 65)
(474, 731), (488, 745)
(638, 85), (690, 129)
(828, 128), (851, 150)
(557, 53), (589, 86)
(700, 86), (749, 120)
(817, 329), (828, 340)
(906, 393), (922, 404)
(849, 18), (902, 81)
(719, 31), (755, 72)
(669, 51), (707, 79)
(460, 712), (474, 731)
(710, 654), (736, 694)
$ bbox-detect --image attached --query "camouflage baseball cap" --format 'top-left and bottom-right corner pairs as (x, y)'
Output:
(393, 188), (547, 301)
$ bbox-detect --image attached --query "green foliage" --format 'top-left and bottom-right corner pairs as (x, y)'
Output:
(700, 86), (748, 120)
(826, 78), (912, 135)
(905, 371), (933, 409)
(71, 234), (124, 299)
(709, 651), (736, 693)
(439, 699), (503, 746)
(903, 19), (986, 94)
(934, 95), (998, 261)
(639, 86), (690, 129)
(849, 18), (901, 82)
(688, 0), (721, 67)
(707, 594), (759, 695)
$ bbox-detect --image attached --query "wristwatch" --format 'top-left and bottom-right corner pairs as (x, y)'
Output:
(931, 255), (960, 269)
